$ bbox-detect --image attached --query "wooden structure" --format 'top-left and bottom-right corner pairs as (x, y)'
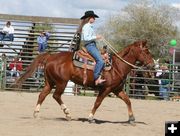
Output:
(0, 13), (80, 91)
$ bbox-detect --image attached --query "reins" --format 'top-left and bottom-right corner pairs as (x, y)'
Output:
(102, 38), (141, 69)
(48, 33), (142, 70)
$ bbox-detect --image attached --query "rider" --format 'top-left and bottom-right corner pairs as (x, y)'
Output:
(78, 10), (106, 85)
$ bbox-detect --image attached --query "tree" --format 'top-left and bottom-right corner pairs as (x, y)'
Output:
(99, 0), (180, 58)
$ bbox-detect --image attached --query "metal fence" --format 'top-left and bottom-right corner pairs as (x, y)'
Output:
(125, 63), (180, 100)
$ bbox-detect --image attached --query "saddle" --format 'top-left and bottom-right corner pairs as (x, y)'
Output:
(73, 47), (112, 85)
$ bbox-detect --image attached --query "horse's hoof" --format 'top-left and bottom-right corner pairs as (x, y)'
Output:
(128, 115), (136, 126)
(88, 113), (95, 123)
(33, 111), (40, 118)
(88, 116), (95, 123)
(66, 114), (71, 121)
(128, 120), (136, 126)
(63, 108), (70, 115)
(88, 119), (95, 123)
(128, 120), (135, 124)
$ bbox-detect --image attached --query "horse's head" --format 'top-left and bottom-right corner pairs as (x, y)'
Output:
(133, 40), (154, 69)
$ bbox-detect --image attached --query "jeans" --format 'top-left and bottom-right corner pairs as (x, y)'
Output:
(85, 42), (105, 80)
(159, 86), (169, 100)
(38, 43), (47, 52)
(0, 33), (14, 41)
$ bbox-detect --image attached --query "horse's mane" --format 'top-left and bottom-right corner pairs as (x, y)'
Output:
(117, 40), (146, 57)
(117, 42), (134, 57)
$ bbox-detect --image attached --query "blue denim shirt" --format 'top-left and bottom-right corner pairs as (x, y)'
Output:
(37, 32), (50, 52)
(37, 32), (50, 44)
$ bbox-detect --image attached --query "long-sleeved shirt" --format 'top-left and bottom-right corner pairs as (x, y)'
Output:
(37, 32), (50, 44)
(3, 26), (14, 34)
(82, 23), (96, 42)
(9, 60), (23, 71)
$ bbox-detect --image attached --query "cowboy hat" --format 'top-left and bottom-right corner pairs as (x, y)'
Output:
(80, 10), (99, 20)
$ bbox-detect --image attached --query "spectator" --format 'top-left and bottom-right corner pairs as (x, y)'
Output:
(37, 31), (50, 53)
(0, 21), (14, 46)
(159, 65), (170, 100)
(9, 56), (23, 78)
(35, 64), (44, 80)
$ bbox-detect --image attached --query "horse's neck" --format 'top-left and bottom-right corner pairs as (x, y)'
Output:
(113, 46), (137, 77)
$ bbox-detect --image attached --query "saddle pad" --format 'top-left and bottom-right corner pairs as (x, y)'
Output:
(73, 59), (95, 70)
(73, 53), (111, 71)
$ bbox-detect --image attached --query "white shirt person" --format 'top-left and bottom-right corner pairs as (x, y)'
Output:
(0, 21), (14, 42)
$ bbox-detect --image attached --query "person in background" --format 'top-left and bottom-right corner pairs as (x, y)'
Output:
(159, 65), (170, 100)
(77, 10), (106, 86)
(9, 56), (23, 78)
(37, 31), (50, 53)
(0, 21), (14, 45)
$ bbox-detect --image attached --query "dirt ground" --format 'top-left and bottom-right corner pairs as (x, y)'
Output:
(0, 91), (180, 136)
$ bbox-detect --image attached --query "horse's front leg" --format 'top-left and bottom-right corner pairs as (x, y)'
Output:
(88, 88), (110, 122)
(117, 90), (135, 124)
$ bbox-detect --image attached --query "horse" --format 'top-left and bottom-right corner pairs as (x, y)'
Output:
(16, 40), (154, 123)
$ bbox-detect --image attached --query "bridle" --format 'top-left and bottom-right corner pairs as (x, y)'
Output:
(102, 39), (141, 69)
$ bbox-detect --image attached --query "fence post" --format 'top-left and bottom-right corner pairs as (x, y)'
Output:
(125, 74), (130, 95)
(2, 57), (7, 90)
(0, 56), (6, 90)
(169, 63), (172, 99)
(0, 60), (2, 89)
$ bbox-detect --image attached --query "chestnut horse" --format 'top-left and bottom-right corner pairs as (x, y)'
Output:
(16, 40), (154, 123)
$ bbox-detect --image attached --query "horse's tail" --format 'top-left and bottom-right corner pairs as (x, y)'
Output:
(16, 52), (50, 87)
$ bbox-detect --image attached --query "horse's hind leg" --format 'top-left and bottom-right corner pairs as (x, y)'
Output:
(117, 90), (135, 124)
(52, 81), (71, 120)
(33, 80), (53, 118)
